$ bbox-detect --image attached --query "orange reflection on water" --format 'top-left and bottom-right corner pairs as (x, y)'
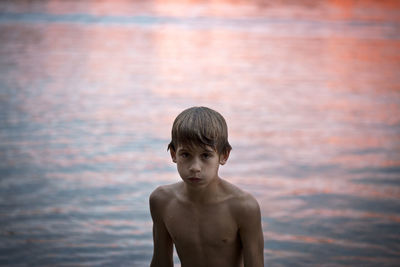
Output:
(265, 230), (389, 251)
(150, 27), (235, 104)
(234, 174), (400, 200)
(4, 0), (400, 23)
(329, 0), (400, 21)
(264, 248), (309, 261)
(45, 0), (147, 16)
(1, 1), (399, 265)
(284, 208), (400, 224)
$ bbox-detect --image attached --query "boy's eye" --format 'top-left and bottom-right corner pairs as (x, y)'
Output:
(202, 153), (212, 159)
(180, 152), (189, 158)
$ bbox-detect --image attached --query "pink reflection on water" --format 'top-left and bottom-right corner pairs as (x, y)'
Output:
(47, 171), (176, 186)
(265, 231), (384, 249)
(92, 219), (153, 236)
(1, 0), (399, 265)
(230, 174), (400, 223)
(291, 209), (400, 223)
(10, 0), (391, 22)
(264, 248), (309, 261)
(232, 174), (400, 200)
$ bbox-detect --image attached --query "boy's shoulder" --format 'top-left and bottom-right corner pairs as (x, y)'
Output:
(220, 179), (259, 207)
(150, 182), (180, 201)
(219, 179), (261, 222)
(149, 183), (182, 218)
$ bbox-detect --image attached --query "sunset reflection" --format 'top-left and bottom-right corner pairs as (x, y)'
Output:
(0, 0), (399, 266)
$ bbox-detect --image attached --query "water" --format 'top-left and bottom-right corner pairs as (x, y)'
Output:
(0, 0), (399, 266)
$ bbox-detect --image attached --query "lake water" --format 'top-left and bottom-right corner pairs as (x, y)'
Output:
(0, 0), (399, 266)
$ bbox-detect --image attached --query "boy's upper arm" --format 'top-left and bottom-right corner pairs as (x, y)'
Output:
(237, 194), (264, 267)
(149, 187), (173, 267)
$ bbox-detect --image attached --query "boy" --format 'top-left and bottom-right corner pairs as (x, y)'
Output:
(149, 107), (264, 267)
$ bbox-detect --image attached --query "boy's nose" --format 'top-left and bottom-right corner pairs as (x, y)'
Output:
(189, 158), (201, 173)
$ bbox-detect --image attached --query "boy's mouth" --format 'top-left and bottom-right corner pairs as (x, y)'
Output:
(187, 177), (202, 182)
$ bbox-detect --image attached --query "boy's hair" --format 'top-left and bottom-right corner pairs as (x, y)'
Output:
(167, 106), (232, 155)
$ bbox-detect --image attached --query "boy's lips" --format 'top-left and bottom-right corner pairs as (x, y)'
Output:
(187, 177), (202, 182)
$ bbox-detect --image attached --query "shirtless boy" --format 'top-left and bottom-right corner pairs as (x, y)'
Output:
(149, 107), (264, 267)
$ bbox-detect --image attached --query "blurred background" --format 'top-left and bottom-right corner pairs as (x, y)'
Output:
(0, 0), (399, 266)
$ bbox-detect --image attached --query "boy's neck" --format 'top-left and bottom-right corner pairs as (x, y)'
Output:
(183, 176), (222, 204)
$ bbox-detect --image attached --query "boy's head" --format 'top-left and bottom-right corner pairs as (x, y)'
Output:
(168, 106), (232, 156)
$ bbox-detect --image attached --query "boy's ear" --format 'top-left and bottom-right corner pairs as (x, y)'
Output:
(219, 151), (230, 165)
(170, 149), (177, 163)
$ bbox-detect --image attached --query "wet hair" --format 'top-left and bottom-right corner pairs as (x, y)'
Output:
(167, 106), (232, 156)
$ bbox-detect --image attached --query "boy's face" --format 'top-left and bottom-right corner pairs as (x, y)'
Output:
(170, 144), (229, 187)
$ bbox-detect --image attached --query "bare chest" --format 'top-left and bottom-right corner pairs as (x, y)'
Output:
(164, 201), (239, 249)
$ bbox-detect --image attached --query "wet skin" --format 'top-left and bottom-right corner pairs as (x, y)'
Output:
(150, 145), (264, 267)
